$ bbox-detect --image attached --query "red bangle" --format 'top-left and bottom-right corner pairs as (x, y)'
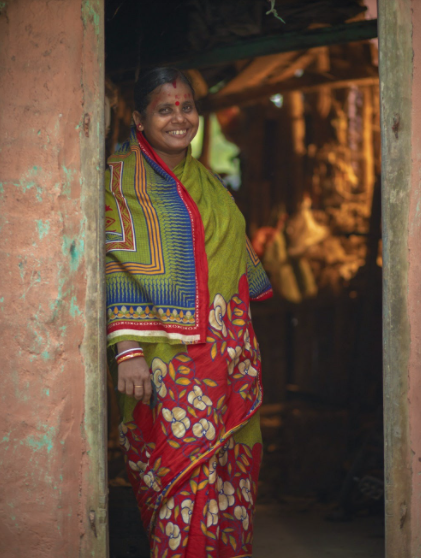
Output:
(116, 349), (144, 365)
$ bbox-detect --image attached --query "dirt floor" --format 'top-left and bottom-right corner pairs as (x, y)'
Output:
(253, 501), (384, 558)
(109, 486), (384, 558)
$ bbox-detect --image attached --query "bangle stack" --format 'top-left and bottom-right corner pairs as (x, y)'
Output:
(116, 347), (144, 365)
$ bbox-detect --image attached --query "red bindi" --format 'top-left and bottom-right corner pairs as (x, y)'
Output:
(175, 101), (180, 106)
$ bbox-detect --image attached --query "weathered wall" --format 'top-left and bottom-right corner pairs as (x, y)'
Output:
(0, 1), (106, 557)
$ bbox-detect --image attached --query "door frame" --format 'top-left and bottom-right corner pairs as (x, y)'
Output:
(89, 1), (421, 556)
(378, 0), (421, 556)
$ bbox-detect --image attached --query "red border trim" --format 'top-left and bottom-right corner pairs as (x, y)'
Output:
(133, 130), (209, 343)
(250, 287), (273, 302)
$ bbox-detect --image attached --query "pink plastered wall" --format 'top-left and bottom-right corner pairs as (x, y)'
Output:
(409, 1), (421, 555)
(0, 1), (98, 556)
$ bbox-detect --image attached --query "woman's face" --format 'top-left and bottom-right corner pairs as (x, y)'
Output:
(134, 78), (199, 157)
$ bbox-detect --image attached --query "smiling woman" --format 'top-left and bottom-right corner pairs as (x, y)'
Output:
(132, 68), (199, 169)
(105, 66), (273, 558)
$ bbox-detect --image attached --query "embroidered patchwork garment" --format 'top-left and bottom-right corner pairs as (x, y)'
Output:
(105, 127), (272, 346)
(106, 129), (272, 558)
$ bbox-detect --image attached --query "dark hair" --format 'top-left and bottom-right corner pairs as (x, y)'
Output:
(134, 67), (195, 115)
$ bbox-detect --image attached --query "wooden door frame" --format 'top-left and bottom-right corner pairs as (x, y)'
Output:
(378, 0), (421, 556)
(81, 1), (108, 556)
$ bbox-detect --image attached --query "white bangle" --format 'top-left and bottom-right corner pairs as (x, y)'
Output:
(116, 347), (143, 359)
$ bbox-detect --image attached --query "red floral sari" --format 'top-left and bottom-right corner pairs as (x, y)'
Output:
(118, 276), (263, 558)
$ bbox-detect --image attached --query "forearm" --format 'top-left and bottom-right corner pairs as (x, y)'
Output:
(117, 340), (141, 353)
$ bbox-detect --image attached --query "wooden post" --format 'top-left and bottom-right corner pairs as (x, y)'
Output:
(283, 92), (306, 213)
(378, 0), (421, 556)
(80, 2), (108, 556)
(361, 86), (375, 205)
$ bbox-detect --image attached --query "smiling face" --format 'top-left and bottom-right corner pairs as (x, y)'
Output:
(133, 78), (199, 167)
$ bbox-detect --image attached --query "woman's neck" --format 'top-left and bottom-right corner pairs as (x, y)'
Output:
(154, 148), (187, 170)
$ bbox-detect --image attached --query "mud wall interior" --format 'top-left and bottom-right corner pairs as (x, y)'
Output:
(0, 1), (106, 557)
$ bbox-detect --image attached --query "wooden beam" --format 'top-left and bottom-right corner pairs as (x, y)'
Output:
(201, 67), (379, 112)
(158, 19), (377, 70)
(220, 52), (299, 96)
(219, 50), (315, 97)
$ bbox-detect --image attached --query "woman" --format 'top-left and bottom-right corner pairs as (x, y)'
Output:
(105, 67), (272, 558)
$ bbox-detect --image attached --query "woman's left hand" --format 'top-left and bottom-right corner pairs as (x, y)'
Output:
(118, 356), (152, 403)
(116, 341), (151, 404)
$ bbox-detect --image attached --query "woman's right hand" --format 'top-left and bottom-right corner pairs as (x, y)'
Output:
(118, 356), (152, 404)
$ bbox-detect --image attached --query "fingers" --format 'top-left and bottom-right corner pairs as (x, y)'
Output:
(118, 376), (125, 394)
(134, 384), (144, 401)
(120, 378), (141, 399)
(142, 376), (152, 405)
(117, 357), (152, 403)
(125, 381), (134, 396)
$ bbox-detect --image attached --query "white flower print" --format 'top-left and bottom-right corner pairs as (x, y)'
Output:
(165, 522), (181, 550)
(118, 423), (130, 452)
(234, 505), (249, 530)
(193, 418), (216, 441)
(217, 478), (235, 511)
(227, 346), (242, 375)
(162, 407), (191, 438)
(209, 294), (227, 336)
(159, 497), (174, 520)
(152, 358), (167, 398)
(243, 329), (251, 352)
(208, 457), (218, 484)
(143, 470), (160, 492)
(218, 437), (235, 466)
(187, 385), (212, 411)
(240, 478), (252, 503)
(238, 359), (258, 377)
(207, 499), (219, 527)
(181, 498), (194, 524)
(128, 460), (147, 474)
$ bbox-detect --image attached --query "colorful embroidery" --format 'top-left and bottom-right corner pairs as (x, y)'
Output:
(246, 237), (273, 302)
(107, 305), (196, 326)
(105, 127), (209, 344)
(105, 161), (136, 252)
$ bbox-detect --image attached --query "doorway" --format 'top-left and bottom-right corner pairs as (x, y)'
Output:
(104, 2), (383, 557)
